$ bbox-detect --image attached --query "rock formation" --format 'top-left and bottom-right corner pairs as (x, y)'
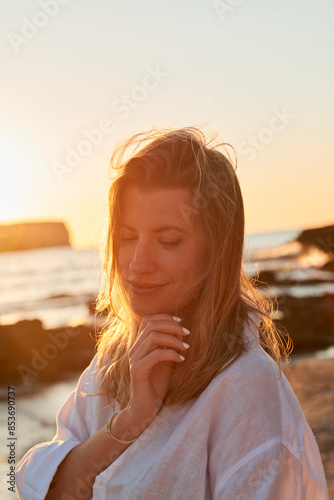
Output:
(0, 221), (71, 252)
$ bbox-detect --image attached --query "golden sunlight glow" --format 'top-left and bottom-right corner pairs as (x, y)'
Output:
(0, 134), (34, 223)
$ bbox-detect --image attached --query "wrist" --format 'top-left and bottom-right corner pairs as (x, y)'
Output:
(114, 408), (154, 441)
(110, 410), (145, 442)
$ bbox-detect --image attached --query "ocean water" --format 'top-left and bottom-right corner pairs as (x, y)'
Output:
(0, 228), (333, 329)
(0, 246), (101, 329)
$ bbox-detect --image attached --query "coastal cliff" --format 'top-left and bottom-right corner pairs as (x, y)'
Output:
(0, 221), (71, 252)
(296, 224), (334, 255)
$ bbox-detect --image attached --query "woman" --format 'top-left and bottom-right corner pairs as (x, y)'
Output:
(16, 128), (328, 499)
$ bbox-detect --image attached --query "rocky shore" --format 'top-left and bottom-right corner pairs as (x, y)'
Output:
(284, 357), (334, 498)
(257, 222), (334, 353)
(0, 319), (96, 388)
(274, 294), (334, 353)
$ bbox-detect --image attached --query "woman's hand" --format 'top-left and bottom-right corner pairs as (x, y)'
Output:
(115, 314), (190, 439)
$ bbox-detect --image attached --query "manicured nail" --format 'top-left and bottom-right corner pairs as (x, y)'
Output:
(182, 327), (190, 335)
(173, 316), (182, 322)
(179, 354), (185, 361)
(182, 342), (190, 349)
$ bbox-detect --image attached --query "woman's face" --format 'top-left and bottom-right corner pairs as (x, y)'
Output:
(118, 184), (208, 319)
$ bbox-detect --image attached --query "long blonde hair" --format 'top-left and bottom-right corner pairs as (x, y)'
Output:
(95, 127), (292, 409)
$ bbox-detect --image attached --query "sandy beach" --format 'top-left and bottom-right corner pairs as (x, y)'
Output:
(283, 356), (334, 499)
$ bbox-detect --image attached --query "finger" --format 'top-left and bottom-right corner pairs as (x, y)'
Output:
(131, 316), (190, 360)
(138, 318), (190, 344)
(131, 349), (185, 379)
(130, 332), (189, 361)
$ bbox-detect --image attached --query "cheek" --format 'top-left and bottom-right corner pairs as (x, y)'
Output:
(175, 248), (207, 283)
(117, 248), (130, 273)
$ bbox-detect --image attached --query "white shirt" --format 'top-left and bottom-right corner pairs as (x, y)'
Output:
(16, 314), (329, 499)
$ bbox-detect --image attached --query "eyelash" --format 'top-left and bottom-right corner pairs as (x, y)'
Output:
(161, 239), (181, 248)
(120, 237), (181, 248)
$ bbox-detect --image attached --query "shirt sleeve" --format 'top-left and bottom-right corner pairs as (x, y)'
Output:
(16, 354), (98, 500)
(211, 440), (329, 500)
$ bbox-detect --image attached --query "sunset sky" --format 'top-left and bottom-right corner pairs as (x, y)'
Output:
(1, 0), (333, 248)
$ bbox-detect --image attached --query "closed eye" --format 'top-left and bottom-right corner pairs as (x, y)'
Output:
(120, 237), (137, 242)
(119, 237), (182, 248)
(159, 239), (182, 248)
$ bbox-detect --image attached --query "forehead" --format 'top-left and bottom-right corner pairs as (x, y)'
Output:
(119, 184), (197, 229)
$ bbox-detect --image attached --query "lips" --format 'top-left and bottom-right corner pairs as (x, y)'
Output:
(129, 280), (165, 288)
(128, 280), (167, 296)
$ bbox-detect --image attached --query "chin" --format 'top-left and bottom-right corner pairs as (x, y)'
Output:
(130, 300), (177, 318)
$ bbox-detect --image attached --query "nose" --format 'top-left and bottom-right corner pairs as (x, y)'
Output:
(129, 239), (156, 276)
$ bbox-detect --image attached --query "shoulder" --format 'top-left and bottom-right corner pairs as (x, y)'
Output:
(204, 309), (283, 409)
(202, 347), (284, 445)
(202, 344), (311, 461)
(205, 344), (282, 406)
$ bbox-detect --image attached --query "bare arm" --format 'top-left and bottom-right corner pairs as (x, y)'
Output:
(45, 313), (190, 498)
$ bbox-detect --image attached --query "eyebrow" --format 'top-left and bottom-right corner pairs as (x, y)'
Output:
(120, 224), (188, 234)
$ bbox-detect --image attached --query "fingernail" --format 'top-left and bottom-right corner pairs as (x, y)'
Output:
(182, 327), (190, 335)
(182, 342), (190, 349)
(173, 316), (182, 322)
(179, 354), (185, 361)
